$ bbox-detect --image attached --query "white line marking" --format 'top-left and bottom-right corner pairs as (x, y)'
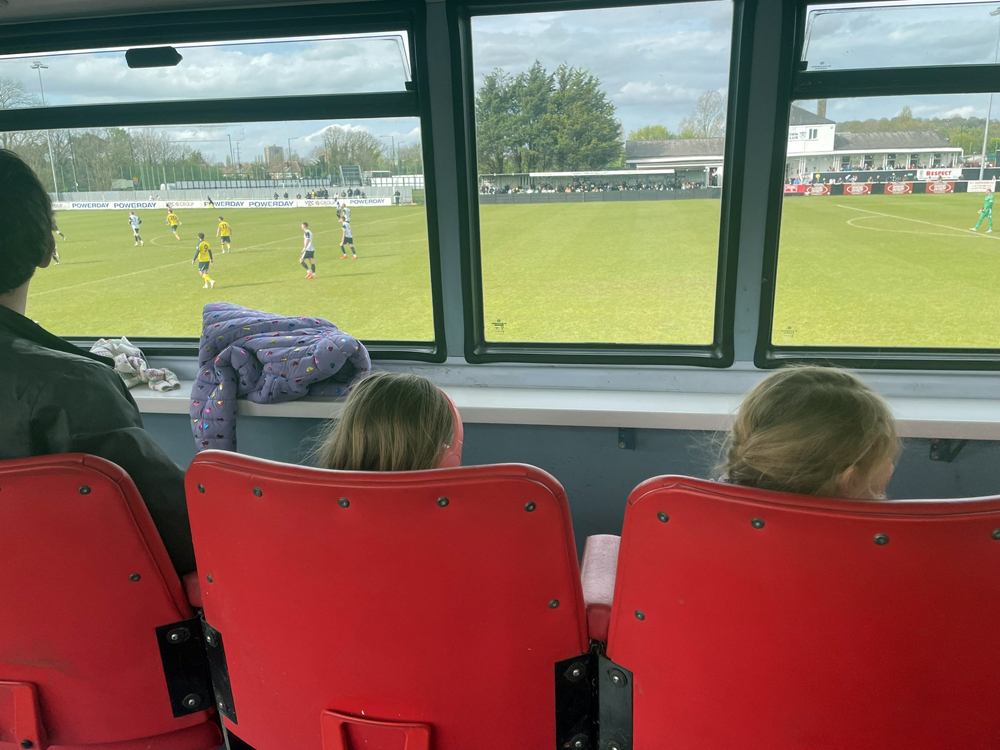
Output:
(837, 204), (999, 241)
(845, 215), (973, 238)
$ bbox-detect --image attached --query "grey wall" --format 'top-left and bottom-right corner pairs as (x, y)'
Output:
(144, 413), (1000, 552)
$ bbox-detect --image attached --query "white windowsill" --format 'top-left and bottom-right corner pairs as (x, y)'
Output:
(133, 381), (1000, 440)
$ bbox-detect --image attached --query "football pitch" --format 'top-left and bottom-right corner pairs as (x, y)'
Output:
(26, 194), (1000, 348)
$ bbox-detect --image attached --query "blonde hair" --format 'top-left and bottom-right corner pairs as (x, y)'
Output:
(721, 366), (899, 498)
(315, 372), (454, 472)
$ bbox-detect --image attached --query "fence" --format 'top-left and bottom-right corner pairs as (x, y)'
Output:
(478, 188), (721, 204)
(51, 186), (413, 203)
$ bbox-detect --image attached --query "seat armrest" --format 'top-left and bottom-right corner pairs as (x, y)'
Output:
(581, 534), (620, 643)
(183, 571), (203, 609)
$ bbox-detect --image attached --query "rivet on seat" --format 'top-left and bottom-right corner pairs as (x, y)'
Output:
(548, 599), (559, 609)
(751, 517), (765, 529)
(657, 511), (669, 523)
(78, 485), (91, 495)
(437, 497), (449, 507)
(874, 533), (889, 545)
(338, 497), (350, 508)
(128, 573), (141, 582)
(253, 487), (263, 497)
(634, 609), (645, 621)
(197, 484), (205, 494)
(525, 502), (536, 512)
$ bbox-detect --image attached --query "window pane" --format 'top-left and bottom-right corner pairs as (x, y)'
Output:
(471, 2), (732, 345)
(17, 119), (432, 341)
(776, 96), (1000, 348)
(804, 2), (1000, 72)
(0, 34), (410, 108)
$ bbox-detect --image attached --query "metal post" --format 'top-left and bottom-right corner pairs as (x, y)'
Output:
(31, 62), (60, 199)
(981, 8), (1000, 179)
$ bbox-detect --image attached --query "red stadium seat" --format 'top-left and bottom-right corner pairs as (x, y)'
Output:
(186, 451), (590, 750)
(602, 476), (1000, 750)
(0, 454), (222, 750)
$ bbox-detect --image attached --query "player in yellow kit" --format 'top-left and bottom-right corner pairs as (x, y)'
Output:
(216, 216), (233, 253)
(191, 233), (215, 289)
(166, 209), (182, 241)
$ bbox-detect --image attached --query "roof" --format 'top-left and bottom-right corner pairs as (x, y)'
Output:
(788, 104), (835, 126)
(833, 131), (955, 151)
(626, 138), (726, 159)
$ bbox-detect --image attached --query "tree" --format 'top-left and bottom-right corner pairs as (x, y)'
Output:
(474, 61), (622, 173)
(679, 90), (727, 138)
(546, 64), (623, 170)
(628, 125), (674, 141)
(0, 77), (42, 153)
(319, 125), (387, 175)
(395, 142), (423, 174)
(475, 69), (519, 174)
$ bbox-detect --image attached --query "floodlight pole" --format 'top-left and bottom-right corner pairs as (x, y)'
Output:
(980, 8), (1000, 179)
(31, 62), (59, 200)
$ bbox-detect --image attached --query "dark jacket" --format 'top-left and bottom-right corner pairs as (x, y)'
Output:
(0, 305), (195, 574)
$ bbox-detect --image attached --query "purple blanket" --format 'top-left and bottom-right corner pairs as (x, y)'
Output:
(190, 303), (370, 451)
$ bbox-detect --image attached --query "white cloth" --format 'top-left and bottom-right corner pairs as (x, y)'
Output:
(90, 336), (180, 392)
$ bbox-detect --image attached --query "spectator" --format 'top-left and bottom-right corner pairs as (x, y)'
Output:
(0, 149), (195, 574)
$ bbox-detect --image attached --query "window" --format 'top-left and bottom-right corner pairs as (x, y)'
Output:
(468, 1), (735, 348)
(773, 95), (999, 350)
(802, 1), (1000, 72)
(4, 31), (440, 349)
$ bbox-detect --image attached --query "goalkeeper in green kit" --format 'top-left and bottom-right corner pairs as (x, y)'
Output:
(971, 189), (993, 233)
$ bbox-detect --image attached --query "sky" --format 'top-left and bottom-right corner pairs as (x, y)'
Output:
(2, 2), (1000, 162)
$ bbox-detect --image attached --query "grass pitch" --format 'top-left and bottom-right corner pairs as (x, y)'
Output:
(26, 194), (1000, 348)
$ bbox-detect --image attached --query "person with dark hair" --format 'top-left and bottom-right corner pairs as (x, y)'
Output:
(0, 149), (194, 574)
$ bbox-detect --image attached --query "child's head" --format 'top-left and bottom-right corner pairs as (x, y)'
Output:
(721, 366), (899, 500)
(302, 222), (309, 229)
(218, 215), (224, 221)
(197, 232), (205, 240)
(316, 372), (454, 472)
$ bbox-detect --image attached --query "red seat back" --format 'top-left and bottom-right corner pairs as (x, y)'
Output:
(607, 476), (1000, 749)
(0, 454), (221, 750)
(186, 451), (588, 750)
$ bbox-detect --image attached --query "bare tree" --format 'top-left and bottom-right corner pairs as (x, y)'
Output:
(320, 126), (387, 174)
(679, 90), (727, 138)
(0, 77), (42, 152)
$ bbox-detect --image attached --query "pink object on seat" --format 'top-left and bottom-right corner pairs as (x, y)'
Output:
(0, 454), (222, 750)
(186, 451), (588, 750)
(321, 710), (431, 750)
(606, 475), (1000, 749)
(580, 534), (620, 642)
(182, 572), (202, 609)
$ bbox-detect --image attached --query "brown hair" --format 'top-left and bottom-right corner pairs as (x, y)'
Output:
(315, 372), (454, 472)
(720, 366), (899, 498)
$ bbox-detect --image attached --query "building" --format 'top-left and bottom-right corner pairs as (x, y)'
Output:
(264, 145), (285, 166)
(625, 105), (963, 182)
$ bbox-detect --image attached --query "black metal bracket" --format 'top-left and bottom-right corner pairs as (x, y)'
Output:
(202, 619), (238, 723)
(598, 655), (633, 750)
(155, 617), (213, 718)
(930, 438), (969, 463)
(617, 428), (635, 451)
(555, 651), (597, 749)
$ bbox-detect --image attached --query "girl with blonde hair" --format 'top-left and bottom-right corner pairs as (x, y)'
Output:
(720, 366), (899, 500)
(315, 372), (456, 472)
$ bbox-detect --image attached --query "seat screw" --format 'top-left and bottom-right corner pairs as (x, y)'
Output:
(751, 517), (765, 529)
(21, 741), (33, 749)
(197, 484), (205, 493)
(608, 668), (628, 687)
(569, 734), (588, 749)
(548, 599), (559, 609)
(564, 661), (586, 682)
(78, 485), (91, 495)
(608, 743), (622, 750)
(167, 627), (190, 643)
(437, 497), (449, 507)
(205, 633), (216, 646)
(525, 501), (536, 512)
(657, 511), (669, 523)
(338, 497), (350, 508)
(635, 609), (645, 621)
(992, 529), (1000, 540)
(874, 533), (889, 545)
(206, 574), (213, 583)
(129, 573), (141, 582)
(182, 693), (201, 708)
(253, 487), (262, 497)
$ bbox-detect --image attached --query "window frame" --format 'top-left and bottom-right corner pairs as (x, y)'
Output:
(449, 0), (752, 366)
(1, 1), (449, 363)
(754, 0), (1000, 371)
